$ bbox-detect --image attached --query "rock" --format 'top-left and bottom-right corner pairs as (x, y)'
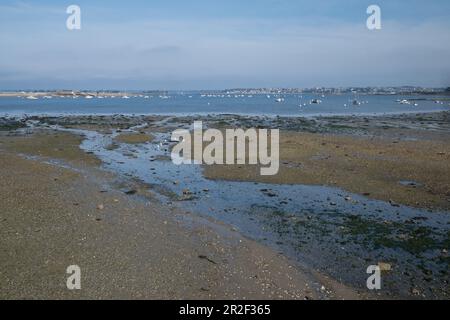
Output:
(344, 196), (352, 201)
(124, 189), (137, 195)
(389, 200), (400, 207)
(397, 234), (410, 240)
(411, 288), (420, 296)
(261, 189), (277, 197)
(97, 204), (104, 210)
(378, 262), (392, 271)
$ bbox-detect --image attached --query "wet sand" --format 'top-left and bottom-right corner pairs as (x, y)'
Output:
(1, 111), (449, 299)
(204, 131), (450, 211)
(0, 129), (359, 299)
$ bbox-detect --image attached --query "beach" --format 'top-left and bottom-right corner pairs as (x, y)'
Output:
(1, 111), (449, 299)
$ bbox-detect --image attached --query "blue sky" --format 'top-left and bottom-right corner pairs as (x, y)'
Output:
(1, 0), (449, 89)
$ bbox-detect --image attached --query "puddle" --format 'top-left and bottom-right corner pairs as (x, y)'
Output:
(399, 180), (424, 188)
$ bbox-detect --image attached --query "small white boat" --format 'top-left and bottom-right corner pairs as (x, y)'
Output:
(352, 99), (361, 106)
(85, 95), (94, 99)
(26, 96), (38, 100)
(275, 97), (285, 103)
(310, 99), (322, 104)
(122, 96), (130, 99)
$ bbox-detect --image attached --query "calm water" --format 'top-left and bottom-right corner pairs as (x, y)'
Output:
(1, 93), (449, 116)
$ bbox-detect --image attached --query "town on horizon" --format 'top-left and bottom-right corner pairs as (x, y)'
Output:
(1, 86), (450, 96)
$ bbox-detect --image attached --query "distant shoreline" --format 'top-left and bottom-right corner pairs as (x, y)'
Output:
(0, 86), (449, 97)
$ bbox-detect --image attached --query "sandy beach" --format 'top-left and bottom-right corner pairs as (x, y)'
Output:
(1, 111), (449, 299)
(0, 124), (360, 299)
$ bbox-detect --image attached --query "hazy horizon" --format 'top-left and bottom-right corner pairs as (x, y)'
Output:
(1, 85), (448, 92)
(1, 0), (450, 90)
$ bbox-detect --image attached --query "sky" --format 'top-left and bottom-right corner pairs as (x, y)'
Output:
(0, 0), (449, 90)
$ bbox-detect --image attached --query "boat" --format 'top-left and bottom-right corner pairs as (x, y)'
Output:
(26, 96), (38, 100)
(310, 99), (322, 104)
(352, 99), (361, 106)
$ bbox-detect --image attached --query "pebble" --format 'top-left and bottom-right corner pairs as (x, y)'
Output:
(389, 200), (400, 207)
(378, 262), (392, 271)
(411, 288), (421, 295)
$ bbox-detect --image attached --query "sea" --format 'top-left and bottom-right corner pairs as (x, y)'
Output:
(0, 92), (448, 117)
